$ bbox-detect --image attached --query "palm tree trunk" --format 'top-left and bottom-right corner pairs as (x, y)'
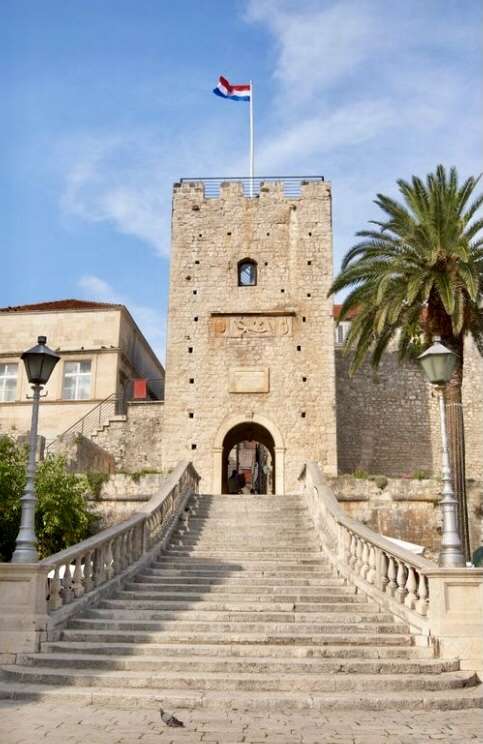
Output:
(443, 342), (471, 562)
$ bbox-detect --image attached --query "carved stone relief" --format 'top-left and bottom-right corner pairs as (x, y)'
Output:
(211, 315), (293, 338)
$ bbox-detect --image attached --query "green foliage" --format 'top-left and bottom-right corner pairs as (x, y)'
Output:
(86, 471), (110, 500)
(369, 474), (388, 490)
(329, 165), (483, 374)
(0, 435), (98, 562)
(117, 468), (170, 483)
(353, 468), (369, 480)
(0, 436), (27, 562)
(412, 469), (432, 481)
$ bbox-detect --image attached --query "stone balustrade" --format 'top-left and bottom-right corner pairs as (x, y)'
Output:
(300, 462), (483, 672)
(0, 460), (200, 662)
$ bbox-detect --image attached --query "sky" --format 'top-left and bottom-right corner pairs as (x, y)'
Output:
(2, 0), (482, 361)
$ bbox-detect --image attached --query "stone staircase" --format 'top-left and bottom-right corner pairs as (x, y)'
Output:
(1, 493), (481, 711)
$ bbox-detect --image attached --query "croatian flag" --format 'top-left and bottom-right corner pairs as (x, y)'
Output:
(213, 75), (251, 102)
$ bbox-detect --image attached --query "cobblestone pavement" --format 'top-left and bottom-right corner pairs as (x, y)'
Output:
(0, 701), (482, 744)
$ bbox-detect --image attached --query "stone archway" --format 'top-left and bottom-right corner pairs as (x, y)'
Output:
(212, 413), (285, 494)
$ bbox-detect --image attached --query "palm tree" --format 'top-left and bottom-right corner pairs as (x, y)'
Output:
(329, 165), (483, 560)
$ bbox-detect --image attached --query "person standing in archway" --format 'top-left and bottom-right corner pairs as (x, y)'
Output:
(227, 469), (239, 494)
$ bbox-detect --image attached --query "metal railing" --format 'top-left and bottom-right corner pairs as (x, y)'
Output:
(179, 176), (324, 198)
(46, 393), (121, 453)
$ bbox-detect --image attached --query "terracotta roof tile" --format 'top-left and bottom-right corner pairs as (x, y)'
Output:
(0, 299), (124, 313)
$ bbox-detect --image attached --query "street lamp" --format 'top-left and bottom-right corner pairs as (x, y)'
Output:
(11, 336), (60, 563)
(418, 338), (465, 568)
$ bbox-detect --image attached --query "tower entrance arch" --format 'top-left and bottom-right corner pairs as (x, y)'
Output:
(213, 414), (285, 495)
(222, 422), (275, 494)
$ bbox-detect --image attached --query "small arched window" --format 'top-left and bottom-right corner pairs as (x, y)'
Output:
(238, 259), (257, 286)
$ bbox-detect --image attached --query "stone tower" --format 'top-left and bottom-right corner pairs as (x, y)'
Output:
(162, 178), (337, 493)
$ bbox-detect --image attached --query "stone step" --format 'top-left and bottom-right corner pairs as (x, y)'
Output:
(1, 681), (481, 712)
(90, 606), (391, 623)
(43, 641), (434, 660)
(151, 558), (330, 569)
(120, 586), (359, 600)
(2, 666), (476, 694)
(149, 559), (332, 571)
(68, 617), (407, 634)
(164, 552), (324, 561)
(131, 576), (347, 588)
(170, 540), (319, 549)
(20, 652), (457, 676)
(110, 597), (376, 612)
(60, 628), (415, 646)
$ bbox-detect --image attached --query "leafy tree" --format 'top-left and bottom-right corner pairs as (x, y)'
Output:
(329, 165), (483, 559)
(0, 435), (98, 561)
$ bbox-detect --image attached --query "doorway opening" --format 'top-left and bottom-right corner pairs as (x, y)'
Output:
(222, 422), (275, 494)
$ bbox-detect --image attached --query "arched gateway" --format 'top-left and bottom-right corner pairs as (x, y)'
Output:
(212, 414), (285, 495)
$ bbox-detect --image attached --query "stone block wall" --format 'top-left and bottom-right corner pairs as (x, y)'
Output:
(54, 433), (115, 473)
(91, 400), (164, 471)
(335, 337), (483, 482)
(87, 472), (167, 526)
(330, 475), (482, 554)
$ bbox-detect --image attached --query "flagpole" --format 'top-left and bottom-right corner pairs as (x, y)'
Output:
(249, 80), (254, 196)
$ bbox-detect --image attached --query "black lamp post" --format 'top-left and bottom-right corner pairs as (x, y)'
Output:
(418, 339), (465, 568)
(12, 337), (60, 563)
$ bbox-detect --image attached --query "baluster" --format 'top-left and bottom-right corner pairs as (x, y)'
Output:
(395, 560), (407, 604)
(415, 573), (429, 616)
(93, 547), (103, 586)
(360, 541), (369, 579)
(105, 541), (114, 580)
(83, 551), (94, 592)
(343, 529), (351, 564)
(62, 563), (73, 604)
(112, 537), (121, 576)
(386, 556), (397, 596)
(367, 546), (376, 584)
(350, 532), (357, 571)
(126, 529), (134, 563)
(49, 565), (63, 610)
(354, 537), (362, 573)
(404, 566), (418, 609)
(72, 556), (84, 597)
(378, 551), (389, 592)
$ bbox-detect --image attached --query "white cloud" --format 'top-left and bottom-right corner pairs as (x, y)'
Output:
(61, 135), (169, 256)
(77, 274), (166, 361)
(246, 0), (378, 100)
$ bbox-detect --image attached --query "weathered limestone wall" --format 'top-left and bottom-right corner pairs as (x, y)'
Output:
(91, 401), (164, 471)
(335, 337), (483, 482)
(54, 433), (115, 473)
(335, 351), (437, 477)
(87, 472), (167, 526)
(330, 475), (482, 555)
(163, 180), (338, 493)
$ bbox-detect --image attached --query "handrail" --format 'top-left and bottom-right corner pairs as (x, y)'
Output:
(40, 460), (200, 613)
(299, 462), (483, 642)
(46, 393), (120, 452)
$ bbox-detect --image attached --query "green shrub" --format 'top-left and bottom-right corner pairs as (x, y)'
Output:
(0, 435), (98, 562)
(369, 474), (388, 490)
(353, 468), (369, 480)
(412, 469), (431, 481)
(86, 471), (110, 500)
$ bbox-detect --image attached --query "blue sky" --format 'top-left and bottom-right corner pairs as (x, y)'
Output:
(2, 0), (482, 360)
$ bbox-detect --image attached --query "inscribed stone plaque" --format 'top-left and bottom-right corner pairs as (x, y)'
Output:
(211, 315), (292, 338)
(229, 368), (270, 394)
